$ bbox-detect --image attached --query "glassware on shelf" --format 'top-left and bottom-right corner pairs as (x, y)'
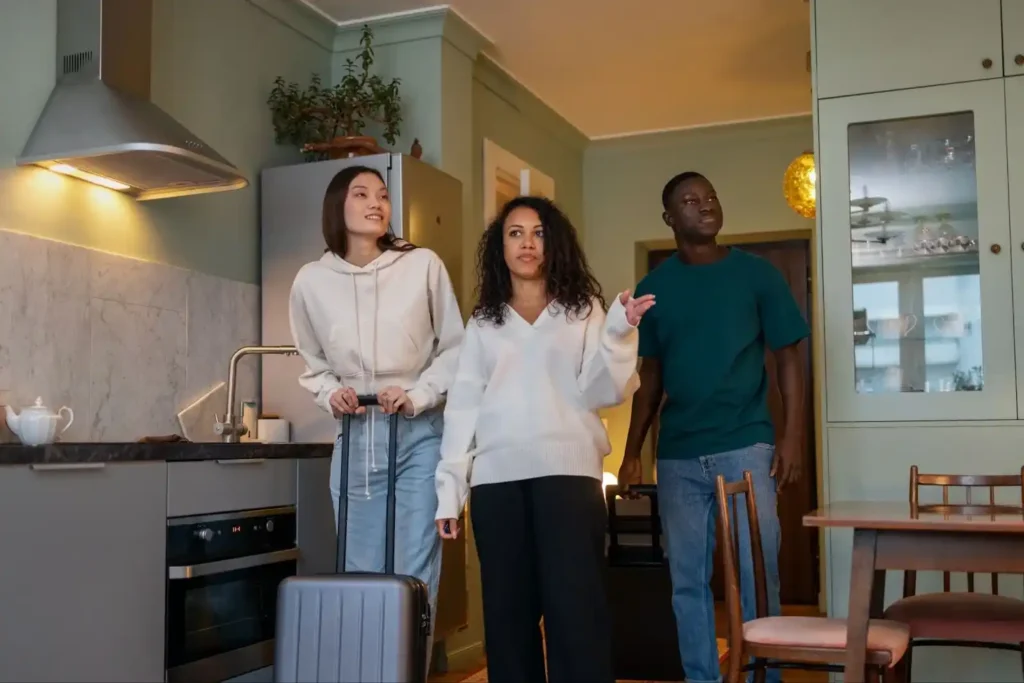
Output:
(848, 111), (983, 395)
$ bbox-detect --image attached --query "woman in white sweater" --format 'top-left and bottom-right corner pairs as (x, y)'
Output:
(289, 165), (464, 648)
(435, 196), (654, 683)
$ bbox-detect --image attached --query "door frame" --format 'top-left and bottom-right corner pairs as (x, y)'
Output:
(635, 227), (827, 611)
(482, 138), (555, 225)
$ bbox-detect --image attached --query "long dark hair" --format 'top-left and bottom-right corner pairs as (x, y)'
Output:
(321, 165), (415, 257)
(473, 195), (604, 326)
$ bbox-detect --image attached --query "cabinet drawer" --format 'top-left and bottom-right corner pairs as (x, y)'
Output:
(814, 0), (1003, 99)
(167, 458), (296, 517)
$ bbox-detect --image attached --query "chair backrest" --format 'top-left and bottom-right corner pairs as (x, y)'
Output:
(714, 471), (768, 649)
(906, 465), (1024, 594)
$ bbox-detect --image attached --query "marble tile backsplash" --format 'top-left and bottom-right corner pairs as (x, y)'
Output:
(0, 230), (260, 443)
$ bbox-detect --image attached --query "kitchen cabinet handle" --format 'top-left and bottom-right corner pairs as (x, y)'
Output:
(1016, 54), (1024, 66)
(982, 58), (994, 69)
(215, 458), (267, 465)
(30, 462), (106, 472)
(168, 548), (299, 580)
(991, 244), (1003, 254)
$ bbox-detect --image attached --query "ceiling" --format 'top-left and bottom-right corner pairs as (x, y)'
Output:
(304, 0), (812, 139)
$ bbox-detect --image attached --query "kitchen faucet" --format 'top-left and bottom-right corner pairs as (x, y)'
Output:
(214, 345), (298, 443)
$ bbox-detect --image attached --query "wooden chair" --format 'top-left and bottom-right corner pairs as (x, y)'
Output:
(715, 471), (910, 683)
(882, 465), (1024, 679)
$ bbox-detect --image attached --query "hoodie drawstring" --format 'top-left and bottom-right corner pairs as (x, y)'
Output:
(348, 268), (386, 499)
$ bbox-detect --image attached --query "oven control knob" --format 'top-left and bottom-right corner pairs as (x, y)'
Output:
(195, 528), (215, 542)
(265, 519), (275, 533)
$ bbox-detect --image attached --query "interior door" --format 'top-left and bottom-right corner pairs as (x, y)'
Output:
(647, 241), (819, 605)
(483, 139), (555, 225)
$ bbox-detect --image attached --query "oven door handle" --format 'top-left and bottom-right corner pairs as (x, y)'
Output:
(168, 548), (299, 580)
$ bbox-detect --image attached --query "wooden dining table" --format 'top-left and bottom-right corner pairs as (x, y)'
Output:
(803, 501), (1024, 682)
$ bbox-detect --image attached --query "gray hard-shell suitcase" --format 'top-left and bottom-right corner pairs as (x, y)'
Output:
(274, 395), (431, 683)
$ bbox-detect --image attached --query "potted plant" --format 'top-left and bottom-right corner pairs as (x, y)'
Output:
(267, 25), (403, 160)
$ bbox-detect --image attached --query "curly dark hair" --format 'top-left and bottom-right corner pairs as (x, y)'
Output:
(472, 195), (604, 326)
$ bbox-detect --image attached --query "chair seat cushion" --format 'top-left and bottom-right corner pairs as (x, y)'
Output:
(743, 616), (910, 664)
(884, 592), (1024, 642)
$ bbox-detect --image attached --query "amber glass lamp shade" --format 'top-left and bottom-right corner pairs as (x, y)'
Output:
(783, 151), (817, 219)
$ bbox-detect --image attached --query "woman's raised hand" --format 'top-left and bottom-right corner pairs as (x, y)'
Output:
(619, 290), (656, 326)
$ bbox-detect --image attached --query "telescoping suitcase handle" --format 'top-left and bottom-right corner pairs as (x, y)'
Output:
(335, 394), (400, 575)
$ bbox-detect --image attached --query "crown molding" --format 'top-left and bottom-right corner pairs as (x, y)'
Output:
(473, 53), (589, 151)
(328, 4), (491, 60)
(588, 112), (813, 144)
(246, 0), (337, 51)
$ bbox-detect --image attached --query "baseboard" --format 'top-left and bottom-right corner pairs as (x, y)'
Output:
(446, 639), (485, 672)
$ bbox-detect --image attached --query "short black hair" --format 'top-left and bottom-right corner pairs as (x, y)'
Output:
(661, 171), (708, 211)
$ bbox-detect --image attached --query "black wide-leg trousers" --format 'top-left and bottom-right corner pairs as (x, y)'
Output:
(470, 475), (614, 683)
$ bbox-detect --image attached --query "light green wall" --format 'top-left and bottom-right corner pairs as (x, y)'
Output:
(331, 33), (442, 166)
(0, 0), (331, 284)
(584, 115), (815, 475)
(469, 57), (588, 301)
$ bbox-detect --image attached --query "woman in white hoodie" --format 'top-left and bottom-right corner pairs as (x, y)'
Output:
(288, 165), (464, 641)
(434, 196), (655, 683)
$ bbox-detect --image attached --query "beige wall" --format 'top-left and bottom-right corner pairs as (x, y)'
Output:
(583, 115), (815, 475)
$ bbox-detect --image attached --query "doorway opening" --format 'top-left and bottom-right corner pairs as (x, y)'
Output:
(644, 236), (821, 607)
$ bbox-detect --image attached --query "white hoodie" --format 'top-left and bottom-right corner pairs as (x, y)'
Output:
(289, 245), (464, 431)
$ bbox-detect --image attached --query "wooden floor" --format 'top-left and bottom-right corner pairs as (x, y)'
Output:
(430, 604), (829, 683)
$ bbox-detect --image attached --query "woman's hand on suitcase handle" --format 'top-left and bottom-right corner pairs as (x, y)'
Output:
(329, 388), (365, 416)
(378, 385), (413, 415)
(437, 518), (459, 540)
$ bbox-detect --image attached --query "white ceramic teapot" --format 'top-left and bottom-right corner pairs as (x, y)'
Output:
(4, 397), (74, 446)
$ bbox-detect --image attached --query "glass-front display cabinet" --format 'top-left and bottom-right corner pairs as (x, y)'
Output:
(819, 79), (1017, 422)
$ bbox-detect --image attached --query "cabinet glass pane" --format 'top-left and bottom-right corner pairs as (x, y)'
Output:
(849, 112), (983, 394)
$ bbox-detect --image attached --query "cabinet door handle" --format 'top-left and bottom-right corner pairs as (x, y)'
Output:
(30, 463), (106, 471)
(991, 244), (1003, 254)
(1016, 54), (1024, 66)
(215, 458), (267, 465)
(982, 58), (994, 69)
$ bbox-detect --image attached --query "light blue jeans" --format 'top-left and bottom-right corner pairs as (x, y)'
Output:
(329, 408), (444, 646)
(657, 443), (782, 683)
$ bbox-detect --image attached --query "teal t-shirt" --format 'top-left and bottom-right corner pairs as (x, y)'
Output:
(635, 248), (810, 460)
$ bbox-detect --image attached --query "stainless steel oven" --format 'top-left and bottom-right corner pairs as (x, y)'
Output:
(165, 506), (298, 683)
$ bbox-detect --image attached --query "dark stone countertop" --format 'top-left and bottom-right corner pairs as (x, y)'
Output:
(0, 441), (333, 466)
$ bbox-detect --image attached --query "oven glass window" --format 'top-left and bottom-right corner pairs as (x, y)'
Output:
(166, 560), (296, 668)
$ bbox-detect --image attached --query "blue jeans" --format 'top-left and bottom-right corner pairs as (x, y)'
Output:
(329, 408), (444, 650)
(657, 443), (782, 683)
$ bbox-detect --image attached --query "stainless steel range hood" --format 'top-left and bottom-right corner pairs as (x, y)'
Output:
(17, 0), (248, 201)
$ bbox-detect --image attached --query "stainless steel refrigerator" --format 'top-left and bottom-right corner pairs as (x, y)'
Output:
(260, 153), (463, 445)
(260, 155), (470, 646)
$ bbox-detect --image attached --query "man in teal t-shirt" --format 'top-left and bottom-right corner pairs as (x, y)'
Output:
(619, 171), (809, 683)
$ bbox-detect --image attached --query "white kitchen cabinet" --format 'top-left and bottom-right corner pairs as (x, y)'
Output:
(1004, 2), (1024, 76)
(818, 79), (1016, 422)
(0, 462), (167, 682)
(813, 0), (1003, 99)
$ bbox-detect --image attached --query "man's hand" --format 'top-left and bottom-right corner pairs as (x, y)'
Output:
(770, 437), (802, 491)
(617, 454), (643, 492)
